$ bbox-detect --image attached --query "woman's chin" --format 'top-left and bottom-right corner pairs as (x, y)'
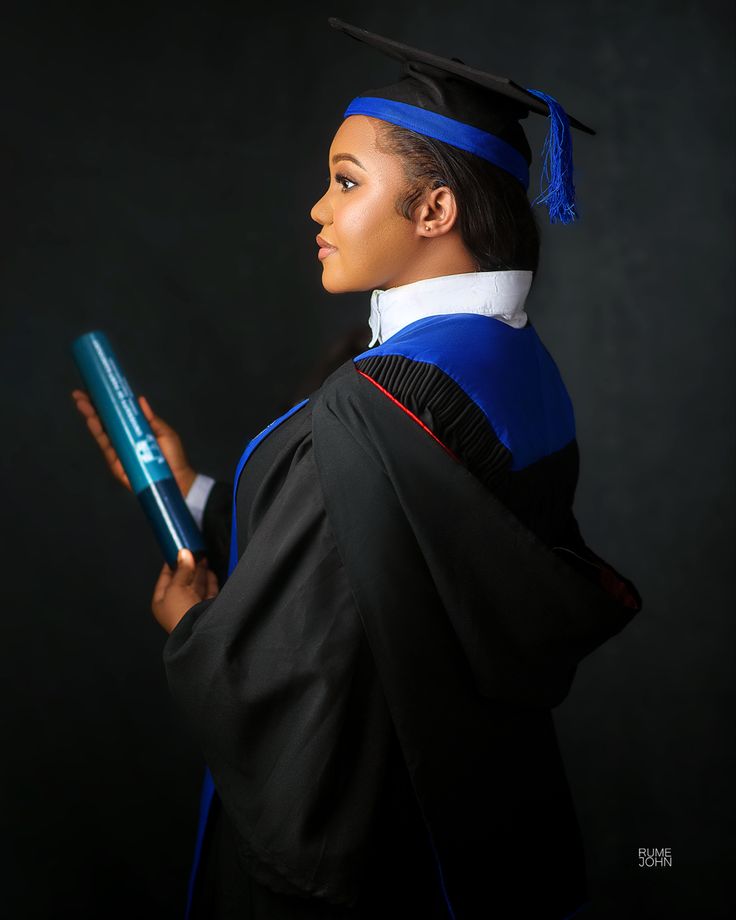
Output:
(320, 278), (341, 294)
(320, 271), (356, 295)
(319, 266), (375, 295)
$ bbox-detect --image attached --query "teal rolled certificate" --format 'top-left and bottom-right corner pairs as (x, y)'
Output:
(72, 330), (206, 567)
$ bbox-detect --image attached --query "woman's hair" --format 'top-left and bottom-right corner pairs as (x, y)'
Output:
(374, 121), (541, 274)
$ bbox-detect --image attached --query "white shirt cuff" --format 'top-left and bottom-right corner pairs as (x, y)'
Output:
(185, 473), (216, 530)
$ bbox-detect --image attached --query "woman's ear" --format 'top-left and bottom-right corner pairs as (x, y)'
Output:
(415, 186), (458, 238)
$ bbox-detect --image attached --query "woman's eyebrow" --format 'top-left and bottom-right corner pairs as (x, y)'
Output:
(331, 153), (366, 171)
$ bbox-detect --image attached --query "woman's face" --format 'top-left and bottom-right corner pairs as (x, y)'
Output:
(310, 115), (422, 293)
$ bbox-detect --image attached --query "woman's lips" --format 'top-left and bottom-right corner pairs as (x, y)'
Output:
(316, 235), (337, 261)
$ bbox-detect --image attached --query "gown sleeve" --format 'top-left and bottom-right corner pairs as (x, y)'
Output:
(161, 415), (395, 906)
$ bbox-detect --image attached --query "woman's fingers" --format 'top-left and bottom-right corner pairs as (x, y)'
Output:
(73, 390), (107, 444)
(138, 396), (153, 422)
(138, 395), (173, 437)
(138, 394), (155, 421)
(72, 390), (95, 418)
(100, 438), (131, 489)
(171, 554), (217, 603)
(72, 389), (132, 490)
(85, 413), (130, 487)
(173, 549), (197, 586)
(153, 563), (174, 605)
(113, 463), (132, 491)
(76, 398), (108, 443)
(151, 551), (210, 634)
(137, 397), (196, 496)
(73, 389), (186, 496)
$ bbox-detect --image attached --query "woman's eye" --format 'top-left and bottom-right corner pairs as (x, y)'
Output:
(334, 173), (357, 192)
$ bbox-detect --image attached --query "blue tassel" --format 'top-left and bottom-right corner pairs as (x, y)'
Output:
(524, 87), (578, 224)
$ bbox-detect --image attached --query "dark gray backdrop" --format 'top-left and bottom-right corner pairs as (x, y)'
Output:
(2, 1), (733, 917)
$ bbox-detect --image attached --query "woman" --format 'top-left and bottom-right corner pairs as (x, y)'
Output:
(73, 20), (641, 920)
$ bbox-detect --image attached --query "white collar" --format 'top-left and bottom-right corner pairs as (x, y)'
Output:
(368, 270), (532, 347)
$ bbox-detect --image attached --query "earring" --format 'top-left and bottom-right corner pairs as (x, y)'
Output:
(425, 225), (431, 231)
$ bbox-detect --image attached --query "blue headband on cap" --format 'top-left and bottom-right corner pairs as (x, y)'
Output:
(343, 88), (578, 224)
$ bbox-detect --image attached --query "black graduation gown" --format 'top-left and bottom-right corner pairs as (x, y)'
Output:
(163, 322), (641, 920)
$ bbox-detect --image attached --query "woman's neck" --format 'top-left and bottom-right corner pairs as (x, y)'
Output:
(382, 234), (477, 290)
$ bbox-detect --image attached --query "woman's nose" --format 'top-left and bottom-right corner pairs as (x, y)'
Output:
(310, 191), (331, 226)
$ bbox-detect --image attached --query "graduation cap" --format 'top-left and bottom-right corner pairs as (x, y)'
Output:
(329, 18), (595, 224)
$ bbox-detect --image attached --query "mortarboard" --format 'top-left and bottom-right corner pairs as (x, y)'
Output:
(329, 18), (595, 224)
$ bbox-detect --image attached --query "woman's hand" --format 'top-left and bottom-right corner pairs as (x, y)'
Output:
(152, 549), (219, 634)
(71, 389), (197, 497)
